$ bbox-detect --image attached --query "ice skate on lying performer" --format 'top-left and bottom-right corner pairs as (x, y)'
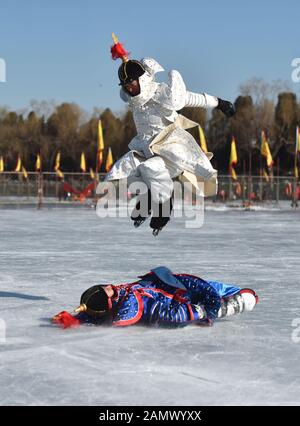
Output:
(52, 266), (259, 329)
(106, 33), (235, 232)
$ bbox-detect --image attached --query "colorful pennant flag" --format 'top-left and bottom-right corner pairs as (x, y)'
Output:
(56, 169), (64, 179)
(22, 166), (28, 179)
(54, 152), (61, 171)
(90, 168), (95, 180)
(15, 156), (22, 172)
(105, 147), (114, 172)
(198, 125), (208, 154)
(261, 130), (273, 168)
(296, 126), (300, 153)
(229, 136), (238, 180)
(36, 154), (41, 171)
(80, 152), (86, 173)
(97, 120), (105, 169)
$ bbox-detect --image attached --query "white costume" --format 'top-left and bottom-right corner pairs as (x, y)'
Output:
(106, 58), (218, 203)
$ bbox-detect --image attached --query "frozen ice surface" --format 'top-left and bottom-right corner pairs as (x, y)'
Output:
(0, 206), (300, 406)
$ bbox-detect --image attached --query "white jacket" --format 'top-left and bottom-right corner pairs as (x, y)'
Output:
(106, 58), (218, 197)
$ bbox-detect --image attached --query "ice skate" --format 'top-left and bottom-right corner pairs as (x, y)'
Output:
(150, 195), (173, 236)
(133, 217), (148, 228)
(218, 288), (258, 318)
(150, 216), (171, 236)
(131, 190), (152, 228)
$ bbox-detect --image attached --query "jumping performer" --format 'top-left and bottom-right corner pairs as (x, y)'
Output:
(104, 34), (235, 235)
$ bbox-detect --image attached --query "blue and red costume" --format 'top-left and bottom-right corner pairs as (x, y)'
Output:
(76, 267), (241, 327)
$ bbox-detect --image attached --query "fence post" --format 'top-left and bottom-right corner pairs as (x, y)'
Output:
(292, 176), (298, 208)
(37, 171), (43, 209)
(276, 158), (280, 204)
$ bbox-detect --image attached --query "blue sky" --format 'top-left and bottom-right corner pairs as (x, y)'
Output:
(0, 0), (299, 115)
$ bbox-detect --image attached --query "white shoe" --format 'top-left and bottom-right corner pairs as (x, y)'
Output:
(240, 289), (258, 312)
(218, 289), (258, 318)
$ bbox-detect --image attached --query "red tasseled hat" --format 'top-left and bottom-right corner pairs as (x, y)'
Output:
(110, 33), (130, 62)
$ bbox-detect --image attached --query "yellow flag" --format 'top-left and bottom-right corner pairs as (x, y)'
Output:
(36, 154), (41, 171)
(54, 152), (61, 171)
(98, 120), (105, 151)
(98, 120), (105, 168)
(90, 168), (95, 180)
(230, 167), (237, 180)
(54, 152), (64, 178)
(230, 136), (238, 166)
(80, 152), (86, 172)
(22, 166), (28, 179)
(229, 137), (238, 180)
(56, 169), (64, 179)
(15, 156), (22, 172)
(98, 150), (103, 166)
(296, 126), (300, 154)
(105, 147), (114, 172)
(0, 156), (4, 172)
(198, 125), (208, 153)
(261, 130), (273, 167)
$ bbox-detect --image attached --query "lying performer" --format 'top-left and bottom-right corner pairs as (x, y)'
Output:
(105, 33), (235, 235)
(52, 266), (258, 329)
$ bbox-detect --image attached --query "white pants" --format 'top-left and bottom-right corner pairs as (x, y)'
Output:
(134, 156), (175, 204)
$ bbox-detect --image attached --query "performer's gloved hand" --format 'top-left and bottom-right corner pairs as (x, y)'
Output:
(216, 98), (235, 117)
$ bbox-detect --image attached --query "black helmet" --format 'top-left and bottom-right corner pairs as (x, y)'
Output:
(118, 60), (146, 85)
(77, 285), (110, 319)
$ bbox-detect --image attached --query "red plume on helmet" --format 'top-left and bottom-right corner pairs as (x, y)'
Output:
(110, 33), (145, 87)
(110, 33), (130, 62)
(52, 311), (80, 329)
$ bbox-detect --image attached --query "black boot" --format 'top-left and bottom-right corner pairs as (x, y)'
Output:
(150, 195), (173, 236)
(131, 189), (152, 228)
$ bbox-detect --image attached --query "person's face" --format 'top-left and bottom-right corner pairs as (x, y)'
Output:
(123, 80), (140, 97)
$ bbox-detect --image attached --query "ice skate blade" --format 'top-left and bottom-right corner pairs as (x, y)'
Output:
(152, 228), (162, 237)
(133, 218), (147, 228)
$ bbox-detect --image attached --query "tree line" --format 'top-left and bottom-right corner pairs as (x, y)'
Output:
(0, 78), (299, 175)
